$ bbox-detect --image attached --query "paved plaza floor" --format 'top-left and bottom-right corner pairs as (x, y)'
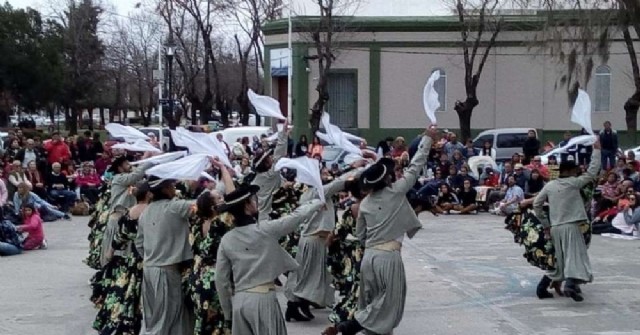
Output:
(1, 213), (639, 335)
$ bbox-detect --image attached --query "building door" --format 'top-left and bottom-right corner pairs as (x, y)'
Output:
(326, 72), (357, 129)
(277, 77), (288, 118)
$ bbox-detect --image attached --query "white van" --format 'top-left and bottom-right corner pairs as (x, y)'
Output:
(472, 128), (538, 162)
(215, 126), (274, 145)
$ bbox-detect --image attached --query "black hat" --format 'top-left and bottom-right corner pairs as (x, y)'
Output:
(108, 156), (128, 174)
(253, 147), (274, 170)
(559, 160), (578, 174)
(360, 163), (389, 191)
(148, 176), (176, 192)
(217, 184), (260, 213)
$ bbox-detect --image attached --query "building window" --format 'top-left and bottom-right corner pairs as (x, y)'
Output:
(432, 69), (446, 112)
(326, 71), (358, 128)
(594, 65), (611, 112)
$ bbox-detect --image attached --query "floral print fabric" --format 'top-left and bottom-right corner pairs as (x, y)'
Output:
(327, 207), (363, 324)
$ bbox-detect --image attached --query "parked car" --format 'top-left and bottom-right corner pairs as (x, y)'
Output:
(214, 126), (273, 146)
(138, 127), (171, 152)
(473, 128), (538, 163)
(9, 115), (19, 127)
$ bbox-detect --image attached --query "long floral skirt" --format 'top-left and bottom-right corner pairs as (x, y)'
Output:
(91, 254), (143, 335)
(505, 208), (592, 271)
(184, 257), (230, 335)
(85, 190), (112, 270)
(327, 239), (363, 324)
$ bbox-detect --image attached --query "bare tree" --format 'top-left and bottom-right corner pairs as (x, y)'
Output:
(454, 0), (503, 142)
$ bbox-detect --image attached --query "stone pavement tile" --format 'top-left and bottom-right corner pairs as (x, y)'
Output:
(2, 213), (640, 335)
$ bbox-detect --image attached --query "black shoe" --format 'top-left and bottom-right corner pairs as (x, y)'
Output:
(337, 320), (364, 335)
(536, 275), (554, 299)
(299, 299), (315, 320)
(285, 301), (310, 322)
(564, 279), (584, 302)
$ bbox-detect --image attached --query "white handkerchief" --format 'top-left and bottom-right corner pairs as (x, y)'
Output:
(423, 70), (441, 124)
(146, 154), (211, 181)
(571, 89), (593, 135)
(275, 156), (325, 202)
(131, 151), (187, 165)
(112, 139), (161, 153)
(105, 123), (150, 142)
(248, 89), (286, 120)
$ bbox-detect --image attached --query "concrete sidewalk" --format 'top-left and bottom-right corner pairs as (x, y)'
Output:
(1, 213), (639, 335)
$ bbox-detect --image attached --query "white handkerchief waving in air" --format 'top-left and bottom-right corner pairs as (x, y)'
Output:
(571, 89), (594, 135)
(275, 156), (325, 202)
(146, 153), (212, 181)
(248, 89), (286, 120)
(112, 139), (161, 153)
(423, 70), (441, 124)
(130, 151), (187, 165)
(319, 113), (362, 156)
(105, 123), (150, 142)
(170, 128), (232, 168)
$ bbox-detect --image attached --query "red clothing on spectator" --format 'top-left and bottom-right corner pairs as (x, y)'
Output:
(76, 173), (101, 187)
(630, 160), (640, 172)
(95, 157), (111, 176)
(20, 212), (44, 250)
(484, 174), (500, 187)
(44, 140), (71, 164)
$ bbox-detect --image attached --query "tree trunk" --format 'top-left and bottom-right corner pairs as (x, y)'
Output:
(69, 106), (79, 135)
(624, 91), (640, 144)
(87, 107), (94, 131)
(454, 97), (479, 142)
(99, 107), (105, 126)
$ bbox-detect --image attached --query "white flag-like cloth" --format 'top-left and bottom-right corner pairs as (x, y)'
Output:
(112, 139), (162, 153)
(320, 113), (362, 156)
(105, 123), (150, 142)
(146, 154), (212, 181)
(248, 89), (286, 120)
(130, 151), (187, 166)
(170, 128), (232, 168)
(571, 89), (594, 135)
(423, 70), (441, 124)
(275, 157), (325, 202)
(546, 135), (598, 156)
(468, 156), (499, 180)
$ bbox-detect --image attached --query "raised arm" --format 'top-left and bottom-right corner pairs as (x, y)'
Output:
(170, 199), (196, 220)
(323, 167), (365, 199)
(211, 158), (235, 194)
(262, 199), (324, 238)
(533, 187), (550, 228)
(573, 149), (601, 188)
(393, 135), (434, 193)
(113, 162), (154, 187)
(214, 243), (233, 321)
(272, 122), (289, 163)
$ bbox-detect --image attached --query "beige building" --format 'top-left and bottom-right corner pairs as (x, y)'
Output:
(263, 14), (639, 144)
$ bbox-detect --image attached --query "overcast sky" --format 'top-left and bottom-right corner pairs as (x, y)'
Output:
(6, 0), (450, 17)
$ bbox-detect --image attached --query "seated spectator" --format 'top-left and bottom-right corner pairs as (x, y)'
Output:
(626, 151), (640, 171)
(434, 183), (459, 214)
(95, 152), (111, 177)
(451, 150), (466, 170)
(491, 175), (524, 216)
(0, 176), (6, 207)
(13, 183), (69, 221)
(463, 140), (478, 158)
(524, 169), (545, 198)
(546, 155), (560, 180)
(593, 192), (640, 235)
(76, 162), (101, 204)
(15, 204), (46, 250)
(511, 153), (523, 166)
(601, 172), (621, 202)
(446, 165), (462, 190)
(416, 169), (444, 199)
(309, 136), (324, 158)
(526, 156), (550, 180)
(0, 219), (22, 256)
(480, 167), (500, 187)
(25, 161), (46, 199)
(4, 139), (21, 162)
(391, 136), (407, 159)
(513, 163), (528, 190)
(451, 179), (478, 214)
(625, 163), (639, 181)
(437, 153), (452, 179)
(478, 140), (496, 161)
(234, 156), (252, 177)
(295, 135), (309, 157)
(7, 160), (32, 199)
(46, 162), (77, 213)
(614, 158), (627, 179)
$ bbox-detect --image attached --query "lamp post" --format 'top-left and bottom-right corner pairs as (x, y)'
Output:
(165, 38), (175, 129)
